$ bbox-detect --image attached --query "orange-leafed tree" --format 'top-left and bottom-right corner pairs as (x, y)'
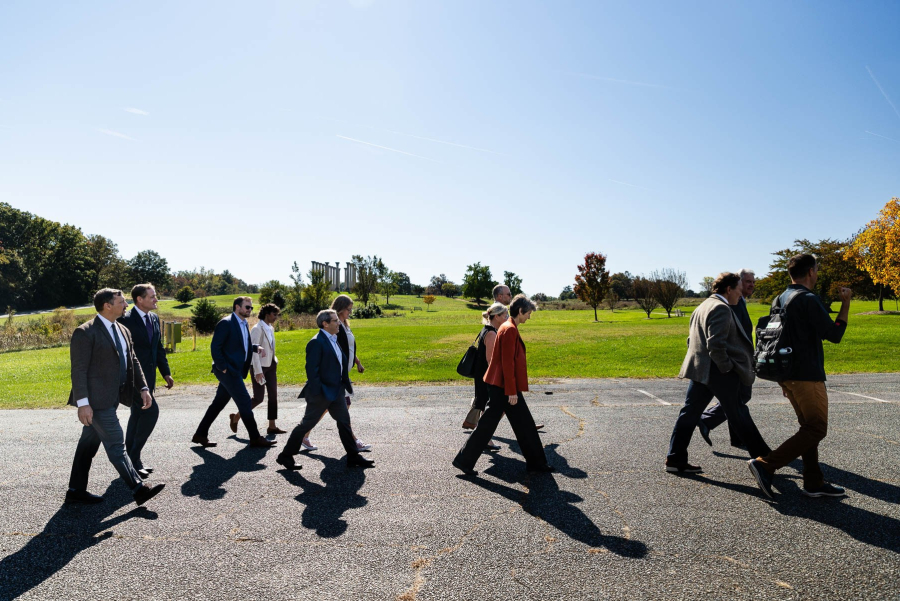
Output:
(423, 295), (436, 311)
(574, 252), (610, 322)
(845, 197), (900, 312)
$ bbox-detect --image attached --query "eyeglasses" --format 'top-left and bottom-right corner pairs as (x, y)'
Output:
(244, 306), (253, 310)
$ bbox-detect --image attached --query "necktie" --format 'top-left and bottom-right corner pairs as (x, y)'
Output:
(144, 314), (153, 342)
(112, 324), (127, 386)
(241, 320), (248, 354)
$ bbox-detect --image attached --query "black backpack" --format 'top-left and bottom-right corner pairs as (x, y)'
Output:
(753, 289), (804, 382)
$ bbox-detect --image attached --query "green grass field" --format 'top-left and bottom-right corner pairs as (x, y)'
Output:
(1, 295), (897, 408)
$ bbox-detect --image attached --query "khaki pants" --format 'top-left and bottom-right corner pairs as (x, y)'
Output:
(757, 380), (828, 489)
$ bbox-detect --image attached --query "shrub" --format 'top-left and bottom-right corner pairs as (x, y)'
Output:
(351, 302), (383, 319)
(191, 298), (224, 333)
(175, 286), (195, 304)
(272, 289), (286, 309)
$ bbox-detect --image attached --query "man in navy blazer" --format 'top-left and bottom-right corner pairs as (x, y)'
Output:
(276, 310), (374, 470)
(192, 296), (275, 448)
(118, 283), (174, 478)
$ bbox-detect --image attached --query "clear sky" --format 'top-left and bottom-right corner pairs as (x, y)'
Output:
(1, 1), (898, 295)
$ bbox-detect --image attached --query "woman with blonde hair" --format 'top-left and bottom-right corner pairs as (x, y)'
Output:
(461, 303), (507, 449)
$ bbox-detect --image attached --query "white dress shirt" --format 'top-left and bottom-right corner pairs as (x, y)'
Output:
(322, 329), (343, 367)
(75, 314), (148, 408)
(233, 312), (249, 354)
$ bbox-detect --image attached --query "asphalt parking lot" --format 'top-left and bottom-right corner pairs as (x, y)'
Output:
(1, 374), (898, 600)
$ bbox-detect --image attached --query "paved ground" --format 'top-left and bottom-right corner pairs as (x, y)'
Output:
(1, 375), (898, 601)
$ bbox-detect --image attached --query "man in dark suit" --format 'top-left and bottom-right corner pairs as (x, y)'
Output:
(192, 296), (275, 448)
(665, 273), (770, 474)
(67, 288), (165, 506)
(118, 283), (173, 478)
(276, 310), (374, 470)
(697, 269), (756, 449)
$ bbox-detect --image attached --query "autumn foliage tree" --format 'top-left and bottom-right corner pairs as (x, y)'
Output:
(633, 276), (659, 318)
(574, 252), (610, 322)
(423, 295), (436, 310)
(845, 197), (900, 312)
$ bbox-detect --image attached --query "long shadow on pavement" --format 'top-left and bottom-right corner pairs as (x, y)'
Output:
(279, 454), (368, 538)
(181, 445), (269, 501)
(0, 480), (157, 601)
(468, 449), (648, 558)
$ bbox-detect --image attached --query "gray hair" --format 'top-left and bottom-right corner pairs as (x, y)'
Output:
(509, 293), (537, 318)
(739, 269), (755, 279)
(492, 284), (510, 301)
(316, 309), (338, 329)
(481, 302), (508, 325)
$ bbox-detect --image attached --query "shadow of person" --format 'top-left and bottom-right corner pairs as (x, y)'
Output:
(471, 452), (648, 559)
(0, 480), (157, 601)
(279, 455), (368, 538)
(491, 437), (588, 480)
(181, 445), (268, 501)
(818, 462), (900, 505)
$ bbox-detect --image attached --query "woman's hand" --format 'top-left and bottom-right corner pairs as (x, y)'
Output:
(356, 360), (365, 373)
(508, 395), (517, 406)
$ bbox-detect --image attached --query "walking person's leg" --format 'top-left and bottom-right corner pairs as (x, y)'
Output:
(126, 392), (159, 470)
(505, 392), (550, 470)
(706, 367), (769, 459)
(666, 380), (714, 470)
(454, 385), (508, 472)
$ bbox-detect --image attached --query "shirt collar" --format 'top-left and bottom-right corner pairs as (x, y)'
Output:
(96, 313), (116, 330)
(712, 294), (729, 304)
(320, 329), (337, 342)
(233, 312), (247, 326)
(134, 306), (148, 320)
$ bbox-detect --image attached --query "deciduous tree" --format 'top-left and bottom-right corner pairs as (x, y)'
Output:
(650, 268), (687, 317)
(574, 252), (610, 322)
(503, 271), (523, 296)
(423, 295), (436, 310)
(462, 263), (494, 305)
(128, 250), (171, 290)
(700, 276), (715, 297)
(351, 255), (382, 305)
(633, 276), (659, 318)
(845, 198), (900, 312)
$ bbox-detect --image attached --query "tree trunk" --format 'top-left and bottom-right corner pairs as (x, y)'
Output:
(593, 305), (598, 322)
(879, 284), (884, 312)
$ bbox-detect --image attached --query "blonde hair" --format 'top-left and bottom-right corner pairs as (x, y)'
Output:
(481, 302), (508, 325)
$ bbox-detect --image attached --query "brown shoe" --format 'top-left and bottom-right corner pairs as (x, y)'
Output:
(191, 435), (217, 448)
(267, 427), (287, 434)
(462, 421), (477, 430)
(249, 437), (277, 448)
(229, 413), (239, 434)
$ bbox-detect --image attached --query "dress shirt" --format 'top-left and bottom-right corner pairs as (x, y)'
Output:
(322, 329), (343, 366)
(75, 314), (147, 408)
(233, 312), (249, 354)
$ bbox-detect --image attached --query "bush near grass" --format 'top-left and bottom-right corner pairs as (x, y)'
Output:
(0, 307), (80, 352)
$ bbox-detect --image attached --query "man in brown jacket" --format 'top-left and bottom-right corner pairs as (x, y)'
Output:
(66, 288), (165, 506)
(665, 273), (770, 474)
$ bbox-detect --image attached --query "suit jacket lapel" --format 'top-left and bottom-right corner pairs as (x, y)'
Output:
(95, 317), (118, 352)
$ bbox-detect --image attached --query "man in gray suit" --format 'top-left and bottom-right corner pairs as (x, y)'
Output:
(67, 288), (165, 506)
(665, 273), (770, 474)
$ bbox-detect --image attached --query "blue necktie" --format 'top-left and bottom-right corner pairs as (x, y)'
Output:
(112, 324), (127, 386)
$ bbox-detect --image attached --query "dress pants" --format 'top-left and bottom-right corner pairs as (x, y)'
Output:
(454, 385), (549, 471)
(69, 405), (143, 492)
(251, 363), (278, 420)
(125, 390), (158, 470)
(699, 384), (752, 446)
(282, 394), (359, 457)
(194, 370), (262, 440)
(667, 364), (770, 465)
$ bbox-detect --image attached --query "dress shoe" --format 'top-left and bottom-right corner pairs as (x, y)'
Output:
(451, 457), (477, 477)
(136, 468), (152, 479)
(462, 420), (477, 430)
(527, 464), (556, 473)
(142, 466), (155, 474)
(347, 455), (375, 468)
(698, 422), (712, 447)
(665, 461), (702, 474)
(65, 489), (104, 504)
(133, 483), (165, 506)
(535, 423), (545, 431)
(249, 437), (277, 448)
(275, 453), (302, 471)
(301, 437), (317, 451)
(267, 427), (287, 435)
(485, 441), (501, 451)
(229, 413), (240, 434)
(801, 482), (846, 498)
(191, 435), (217, 448)
(747, 459), (775, 500)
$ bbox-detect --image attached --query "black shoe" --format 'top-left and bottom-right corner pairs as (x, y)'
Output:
(665, 461), (702, 474)
(65, 489), (104, 504)
(748, 459), (775, 500)
(191, 435), (217, 448)
(451, 458), (477, 477)
(527, 465), (556, 473)
(275, 453), (302, 470)
(801, 482), (846, 498)
(249, 437), (277, 448)
(136, 468), (152, 479)
(485, 442), (501, 451)
(133, 483), (165, 506)
(698, 422), (712, 447)
(347, 455), (375, 468)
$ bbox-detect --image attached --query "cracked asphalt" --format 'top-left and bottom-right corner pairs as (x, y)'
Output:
(1, 374), (898, 600)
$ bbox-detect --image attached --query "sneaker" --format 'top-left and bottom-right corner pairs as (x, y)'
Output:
(748, 459), (775, 500)
(697, 422), (712, 447)
(801, 482), (846, 498)
(356, 439), (372, 451)
(664, 461), (702, 474)
(300, 437), (317, 451)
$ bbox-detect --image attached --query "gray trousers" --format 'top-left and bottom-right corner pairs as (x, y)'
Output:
(69, 405), (143, 492)
(126, 391), (158, 470)
(283, 394), (359, 458)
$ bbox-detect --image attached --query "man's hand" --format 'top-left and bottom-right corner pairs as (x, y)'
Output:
(356, 361), (365, 374)
(258, 348), (267, 358)
(141, 390), (153, 409)
(164, 375), (175, 389)
(508, 395), (518, 406)
(839, 287), (853, 303)
(77, 405), (93, 426)
(255, 372), (265, 384)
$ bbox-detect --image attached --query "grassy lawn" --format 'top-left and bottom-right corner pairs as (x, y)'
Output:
(3, 294), (262, 322)
(1, 295), (897, 408)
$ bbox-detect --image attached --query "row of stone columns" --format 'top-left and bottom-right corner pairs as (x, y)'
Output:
(310, 261), (356, 292)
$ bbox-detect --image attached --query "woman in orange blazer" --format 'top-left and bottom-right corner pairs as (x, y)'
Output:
(453, 294), (553, 475)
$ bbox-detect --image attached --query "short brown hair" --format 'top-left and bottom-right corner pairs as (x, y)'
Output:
(257, 303), (280, 320)
(787, 254), (817, 280)
(712, 272), (741, 295)
(331, 294), (354, 314)
(93, 288), (123, 312)
(509, 293), (537, 317)
(131, 283), (155, 302)
(233, 296), (252, 310)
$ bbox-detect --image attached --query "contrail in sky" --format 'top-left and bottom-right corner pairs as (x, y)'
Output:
(336, 135), (441, 163)
(319, 116), (505, 155)
(866, 66), (900, 122)
(124, 107), (149, 116)
(865, 130), (900, 144)
(98, 128), (136, 141)
(566, 71), (668, 89)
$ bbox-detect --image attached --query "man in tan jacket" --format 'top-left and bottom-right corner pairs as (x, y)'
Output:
(665, 273), (770, 474)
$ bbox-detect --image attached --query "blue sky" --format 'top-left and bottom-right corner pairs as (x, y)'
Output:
(1, 1), (898, 295)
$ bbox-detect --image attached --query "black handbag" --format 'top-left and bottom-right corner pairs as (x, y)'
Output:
(456, 331), (483, 378)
